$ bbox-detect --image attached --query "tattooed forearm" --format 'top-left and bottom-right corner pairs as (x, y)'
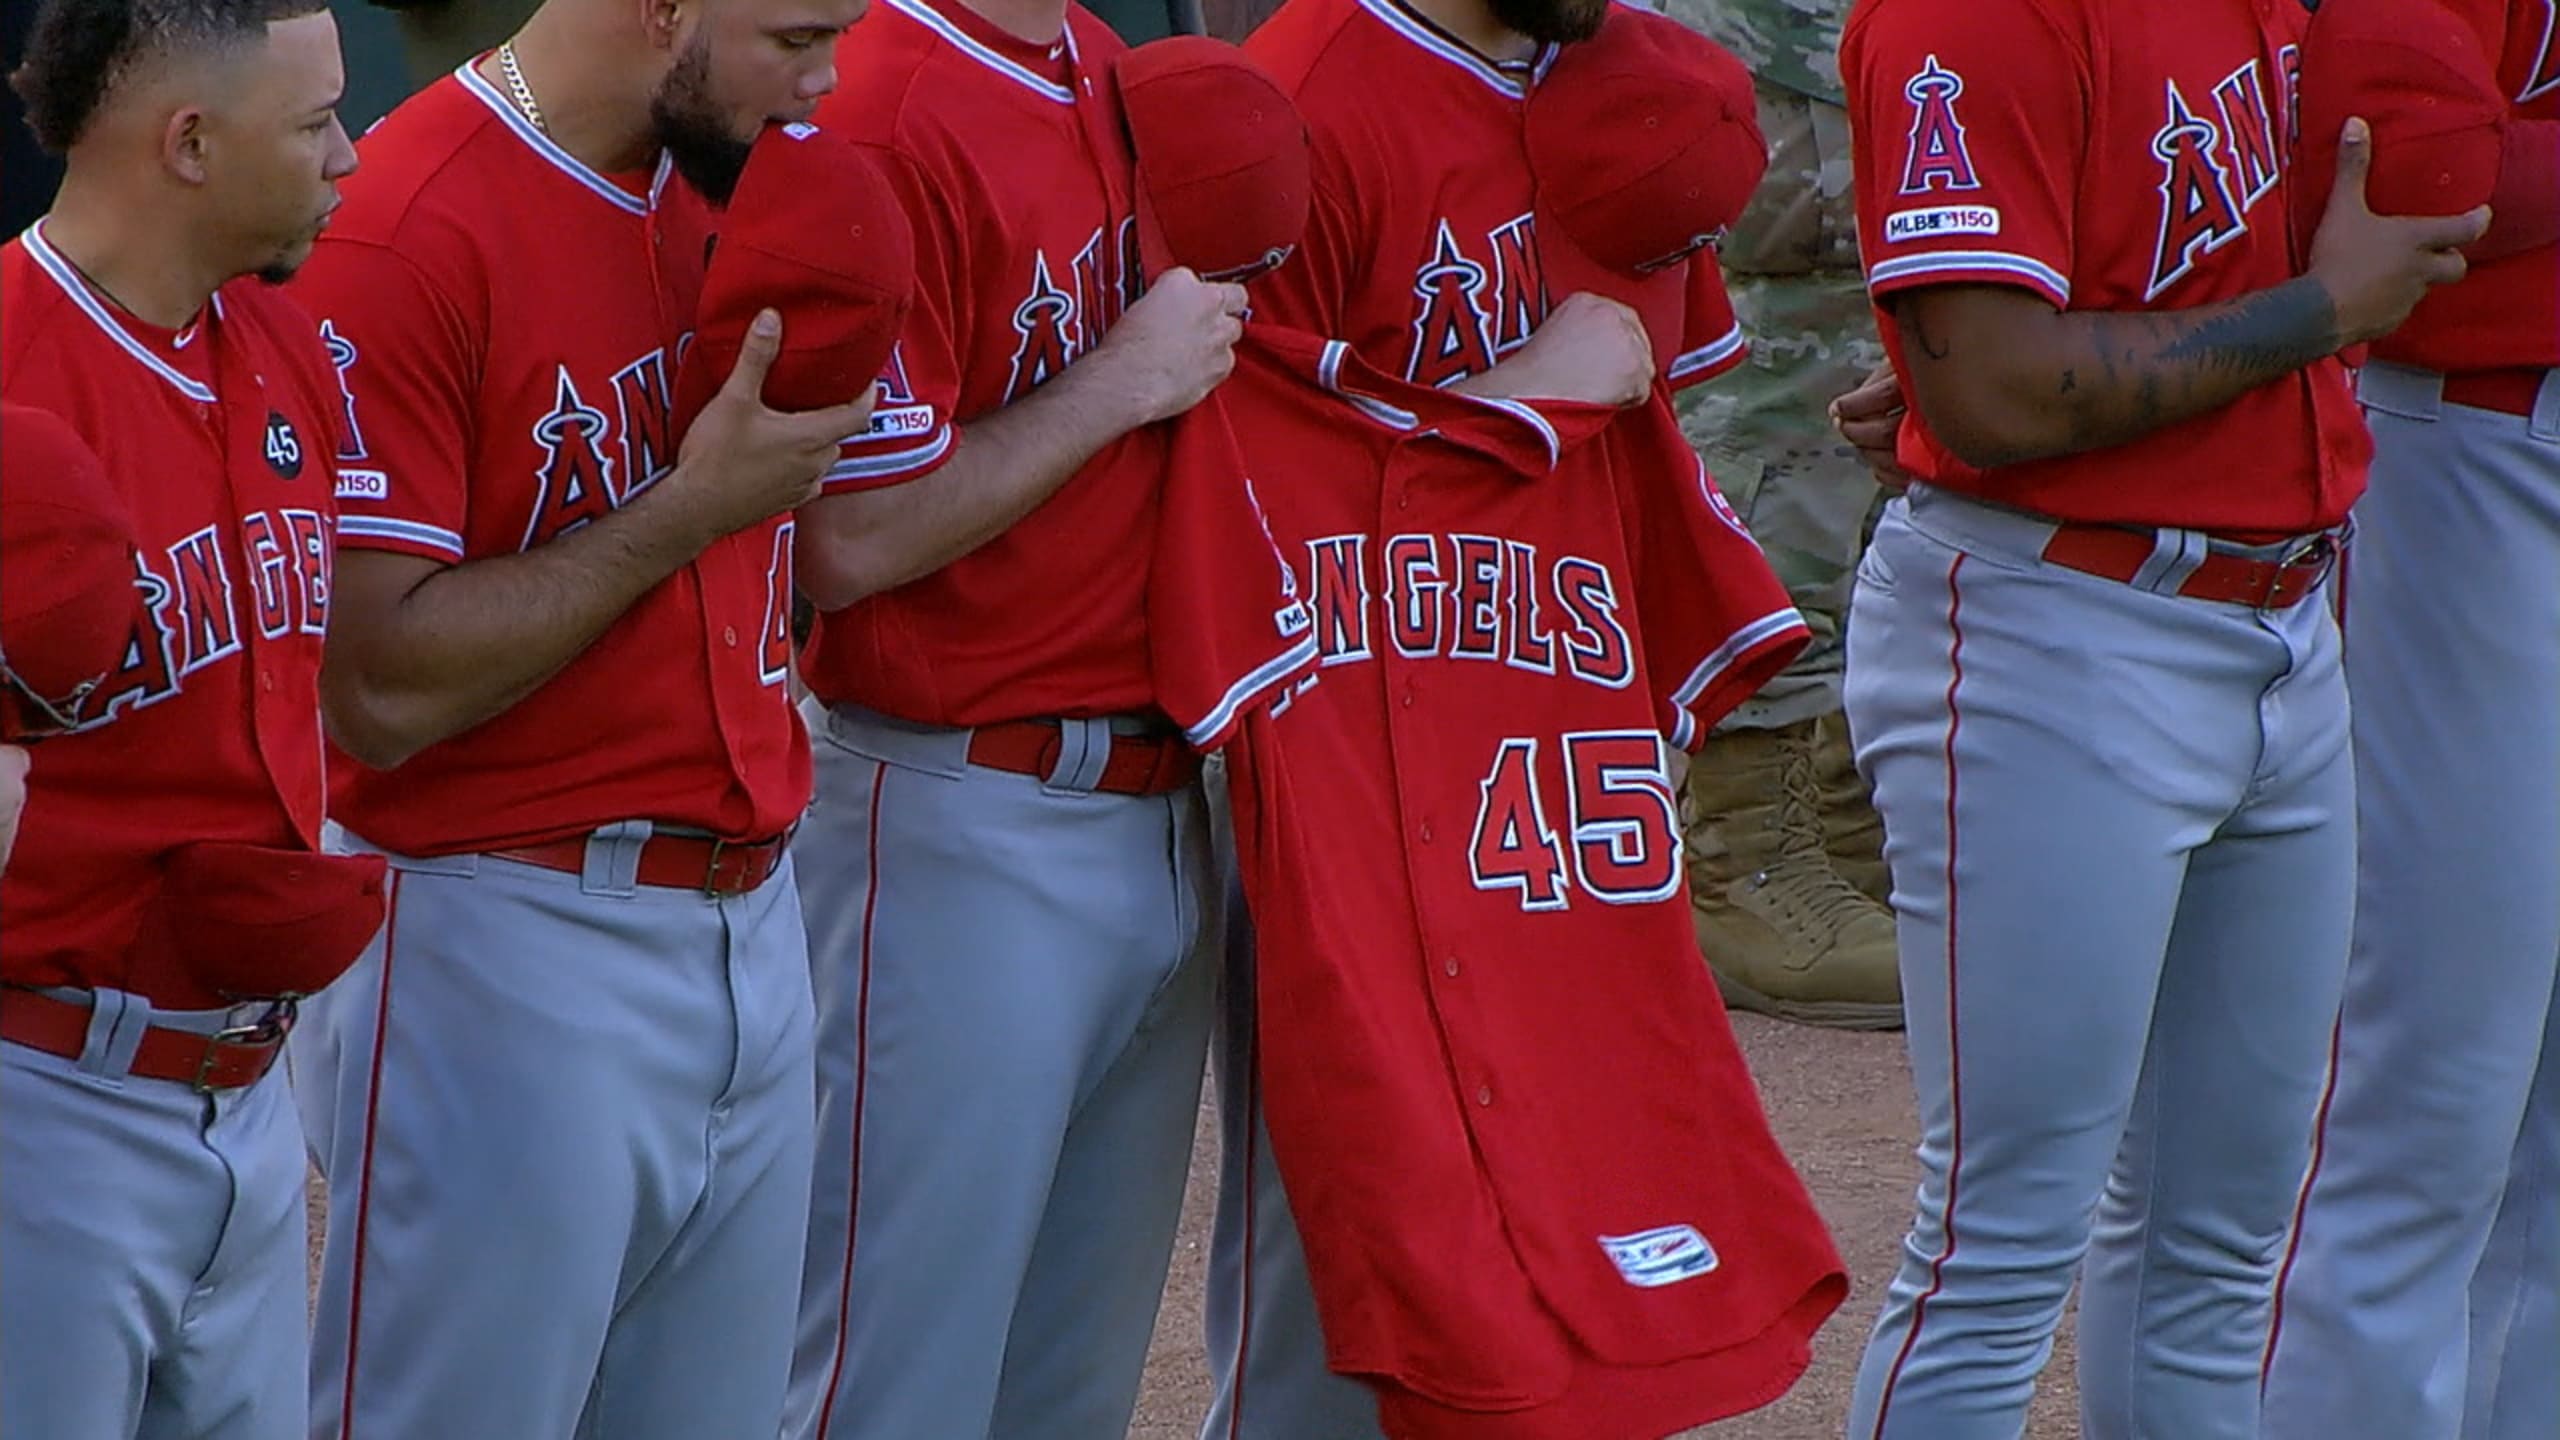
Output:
(2153, 278), (2338, 380)
(1887, 278), (2343, 470)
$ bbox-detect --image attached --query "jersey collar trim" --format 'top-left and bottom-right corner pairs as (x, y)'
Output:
(1314, 338), (1561, 470)
(455, 62), (654, 216)
(884, 0), (1079, 105)
(23, 223), (220, 404)
(1353, 0), (1556, 100)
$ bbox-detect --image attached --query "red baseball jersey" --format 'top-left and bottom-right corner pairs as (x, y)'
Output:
(796, 0), (1191, 727)
(1842, 0), (2370, 533)
(293, 68), (809, 856)
(1, 230), (342, 1006)
(1198, 327), (1844, 1439)
(1245, 0), (1747, 393)
(2364, 0), (2560, 372)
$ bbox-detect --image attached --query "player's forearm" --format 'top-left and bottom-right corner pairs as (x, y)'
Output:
(323, 493), (712, 769)
(796, 363), (1151, 610)
(1891, 279), (2340, 471)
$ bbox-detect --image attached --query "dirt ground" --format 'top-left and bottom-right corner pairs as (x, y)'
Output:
(306, 1015), (2082, 1438)
(1126, 1015), (2082, 1439)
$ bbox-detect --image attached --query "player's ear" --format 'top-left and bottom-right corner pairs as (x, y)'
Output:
(642, 0), (686, 51)
(162, 106), (213, 188)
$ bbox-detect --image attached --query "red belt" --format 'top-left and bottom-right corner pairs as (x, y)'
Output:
(966, 719), (1200, 796)
(2440, 367), (2553, 418)
(491, 829), (791, 897)
(0, 988), (294, 1092)
(2040, 525), (2338, 609)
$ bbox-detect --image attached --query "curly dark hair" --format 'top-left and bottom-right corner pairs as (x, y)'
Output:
(10, 0), (329, 154)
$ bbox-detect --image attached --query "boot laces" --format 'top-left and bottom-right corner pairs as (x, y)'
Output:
(1749, 737), (1877, 931)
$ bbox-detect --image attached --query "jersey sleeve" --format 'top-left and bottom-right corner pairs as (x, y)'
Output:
(1841, 0), (2086, 310)
(1612, 405), (1808, 750)
(288, 238), (479, 564)
(1150, 389), (1319, 752)
(1663, 254), (1747, 392)
(822, 145), (961, 493)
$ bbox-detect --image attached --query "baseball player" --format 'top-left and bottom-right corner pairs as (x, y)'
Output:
(777, 8), (1295, 1439)
(1203, 1), (1771, 1432)
(279, 1), (875, 1435)
(2259, 5), (2560, 1438)
(1833, 0), (2490, 1434)
(0, 3), (374, 1435)
(1657, 0), (1900, 1029)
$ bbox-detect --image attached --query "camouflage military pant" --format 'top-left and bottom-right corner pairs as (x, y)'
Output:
(1675, 83), (1886, 731)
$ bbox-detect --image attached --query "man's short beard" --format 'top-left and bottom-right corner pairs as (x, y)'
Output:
(650, 38), (755, 205)
(1486, 0), (1607, 45)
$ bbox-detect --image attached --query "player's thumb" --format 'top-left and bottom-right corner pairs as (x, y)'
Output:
(2326, 118), (2373, 218)
(722, 310), (784, 407)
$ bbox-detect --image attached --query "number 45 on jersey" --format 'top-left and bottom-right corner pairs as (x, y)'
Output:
(1471, 731), (1683, 912)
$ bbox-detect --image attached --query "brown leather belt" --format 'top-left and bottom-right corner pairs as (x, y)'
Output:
(2040, 525), (2339, 610)
(490, 829), (791, 897)
(2439, 367), (2552, 419)
(966, 719), (1200, 796)
(0, 988), (294, 1092)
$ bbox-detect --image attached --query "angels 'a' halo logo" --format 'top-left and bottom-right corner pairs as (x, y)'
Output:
(262, 410), (305, 479)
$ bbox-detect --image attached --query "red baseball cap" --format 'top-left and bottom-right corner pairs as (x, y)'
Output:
(1110, 37), (1312, 285)
(1525, 7), (1767, 378)
(674, 121), (916, 440)
(1, 403), (141, 740)
(2291, 0), (2504, 240)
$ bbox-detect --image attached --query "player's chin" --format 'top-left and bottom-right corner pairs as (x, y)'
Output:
(254, 236), (319, 287)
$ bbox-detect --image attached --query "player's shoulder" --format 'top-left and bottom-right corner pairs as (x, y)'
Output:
(212, 280), (331, 371)
(1244, 0), (1372, 94)
(1841, 0), (2086, 71)
(0, 237), (82, 389)
(326, 73), (512, 249)
(823, 3), (944, 140)
(1063, 2), (1128, 63)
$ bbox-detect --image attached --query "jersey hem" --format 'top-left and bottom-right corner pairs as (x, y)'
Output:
(823, 424), (957, 493)
(1663, 610), (1813, 751)
(335, 515), (468, 562)
(1181, 632), (1323, 752)
(1866, 251), (2072, 310)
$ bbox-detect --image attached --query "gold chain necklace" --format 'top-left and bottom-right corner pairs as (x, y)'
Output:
(497, 43), (549, 135)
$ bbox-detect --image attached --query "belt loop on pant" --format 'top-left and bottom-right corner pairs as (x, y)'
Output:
(581, 819), (653, 898)
(2129, 528), (2209, 596)
(77, 986), (150, 1081)
(1042, 716), (1115, 796)
(2533, 370), (2560, 443)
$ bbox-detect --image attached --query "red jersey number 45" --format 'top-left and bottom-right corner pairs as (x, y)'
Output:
(1470, 731), (1683, 912)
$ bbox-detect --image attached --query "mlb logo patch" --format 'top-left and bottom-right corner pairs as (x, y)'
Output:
(1598, 1224), (1720, 1289)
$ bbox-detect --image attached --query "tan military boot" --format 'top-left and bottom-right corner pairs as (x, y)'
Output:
(1681, 719), (1903, 1030)
(1814, 710), (1890, 905)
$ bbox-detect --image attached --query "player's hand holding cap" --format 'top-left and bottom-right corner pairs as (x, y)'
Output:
(1524, 9), (1767, 379)
(1110, 37), (1313, 285)
(2289, 0), (2506, 240)
(673, 121), (917, 440)
(0, 403), (143, 741)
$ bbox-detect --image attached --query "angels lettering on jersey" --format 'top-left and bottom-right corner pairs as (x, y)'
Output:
(86, 500), (333, 729)
(1406, 214), (1547, 389)
(1003, 219), (1143, 405)
(1297, 529), (1633, 691)
(1892, 51), (2297, 302)
(521, 349), (678, 550)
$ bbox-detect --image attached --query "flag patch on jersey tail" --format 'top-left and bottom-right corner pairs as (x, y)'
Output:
(1597, 1223), (1721, 1288)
